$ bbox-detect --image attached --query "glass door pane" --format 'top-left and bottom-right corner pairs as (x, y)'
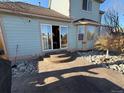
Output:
(86, 25), (96, 49)
(41, 24), (52, 50)
(60, 26), (68, 48)
(87, 26), (95, 40)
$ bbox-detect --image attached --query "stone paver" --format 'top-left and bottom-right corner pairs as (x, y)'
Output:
(12, 52), (124, 93)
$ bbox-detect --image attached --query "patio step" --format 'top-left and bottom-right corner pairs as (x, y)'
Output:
(50, 53), (71, 58)
(50, 56), (71, 63)
(43, 55), (71, 63)
(50, 53), (66, 58)
(40, 51), (77, 64)
(43, 58), (51, 62)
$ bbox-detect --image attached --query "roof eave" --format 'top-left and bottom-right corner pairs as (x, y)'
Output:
(0, 9), (71, 22)
(74, 19), (101, 26)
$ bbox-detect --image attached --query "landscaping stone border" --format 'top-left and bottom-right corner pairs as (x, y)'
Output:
(78, 51), (124, 74)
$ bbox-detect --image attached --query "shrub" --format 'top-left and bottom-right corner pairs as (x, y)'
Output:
(95, 36), (112, 51)
(95, 35), (124, 53)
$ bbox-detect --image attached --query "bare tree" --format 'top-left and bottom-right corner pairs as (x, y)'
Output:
(104, 10), (123, 35)
(95, 10), (124, 56)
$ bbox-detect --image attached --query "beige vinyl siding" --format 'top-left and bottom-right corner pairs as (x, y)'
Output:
(2, 15), (41, 57)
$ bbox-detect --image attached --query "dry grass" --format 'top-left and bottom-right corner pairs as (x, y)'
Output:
(95, 35), (124, 53)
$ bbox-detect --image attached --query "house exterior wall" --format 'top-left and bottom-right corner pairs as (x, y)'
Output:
(2, 15), (41, 58)
(50, 0), (100, 22)
(1, 14), (77, 58)
(50, 0), (70, 17)
(70, 0), (100, 22)
(37, 17), (77, 51)
(68, 24), (77, 49)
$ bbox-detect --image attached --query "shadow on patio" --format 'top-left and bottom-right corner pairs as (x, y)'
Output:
(12, 51), (124, 93)
(17, 63), (124, 93)
(29, 75), (123, 93)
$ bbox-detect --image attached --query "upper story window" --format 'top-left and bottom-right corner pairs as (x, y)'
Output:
(82, 0), (92, 11)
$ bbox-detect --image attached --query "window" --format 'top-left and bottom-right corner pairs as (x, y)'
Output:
(88, 0), (92, 11)
(41, 24), (52, 50)
(79, 26), (85, 34)
(60, 26), (68, 48)
(82, 0), (92, 11)
(86, 26), (96, 40)
(78, 26), (85, 40)
(83, 0), (88, 10)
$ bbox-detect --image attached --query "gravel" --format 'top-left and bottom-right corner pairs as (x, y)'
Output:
(78, 51), (124, 74)
(12, 59), (38, 78)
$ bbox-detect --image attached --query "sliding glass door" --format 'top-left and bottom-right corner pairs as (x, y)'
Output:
(41, 24), (68, 50)
(41, 24), (52, 50)
(60, 26), (68, 48)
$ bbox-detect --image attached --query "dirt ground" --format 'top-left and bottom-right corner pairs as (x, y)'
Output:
(12, 53), (124, 93)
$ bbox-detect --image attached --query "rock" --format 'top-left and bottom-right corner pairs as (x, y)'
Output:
(16, 72), (24, 77)
(119, 64), (124, 71)
(17, 62), (25, 68)
(108, 65), (118, 70)
(12, 68), (18, 76)
(102, 64), (107, 68)
(122, 70), (124, 74)
(19, 66), (26, 72)
(12, 59), (37, 78)
(78, 51), (124, 75)
(116, 66), (121, 71)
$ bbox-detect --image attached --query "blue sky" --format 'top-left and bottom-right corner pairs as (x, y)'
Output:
(11, 0), (49, 7)
(10, 0), (124, 26)
(100, 0), (124, 26)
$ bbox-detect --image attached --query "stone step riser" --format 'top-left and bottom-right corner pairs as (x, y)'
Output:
(43, 55), (71, 63)
(50, 54), (66, 58)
